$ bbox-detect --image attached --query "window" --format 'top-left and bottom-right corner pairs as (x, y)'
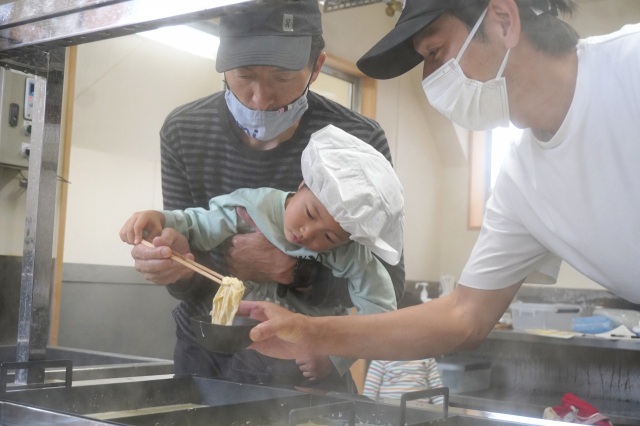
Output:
(468, 124), (523, 229)
(322, 55), (377, 119)
(315, 65), (360, 111)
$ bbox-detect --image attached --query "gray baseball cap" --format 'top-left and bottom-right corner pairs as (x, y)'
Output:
(357, 0), (447, 79)
(216, 0), (323, 73)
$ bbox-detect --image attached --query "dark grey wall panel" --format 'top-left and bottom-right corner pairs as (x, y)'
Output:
(0, 256), (22, 345)
(58, 263), (177, 359)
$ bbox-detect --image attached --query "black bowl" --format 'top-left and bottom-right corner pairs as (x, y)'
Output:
(190, 315), (260, 354)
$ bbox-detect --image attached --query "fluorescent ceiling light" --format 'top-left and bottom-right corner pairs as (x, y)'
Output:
(138, 25), (220, 61)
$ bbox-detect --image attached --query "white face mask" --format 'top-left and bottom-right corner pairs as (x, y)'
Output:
(225, 75), (311, 142)
(421, 9), (510, 131)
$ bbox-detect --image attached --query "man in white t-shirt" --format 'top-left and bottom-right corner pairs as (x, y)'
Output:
(236, 0), (640, 361)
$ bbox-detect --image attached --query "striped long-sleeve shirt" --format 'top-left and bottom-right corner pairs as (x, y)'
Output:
(363, 359), (444, 405)
(159, 90), (405, 384)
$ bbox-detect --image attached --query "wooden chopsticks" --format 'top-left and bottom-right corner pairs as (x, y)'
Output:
(139, 239), (227, 286)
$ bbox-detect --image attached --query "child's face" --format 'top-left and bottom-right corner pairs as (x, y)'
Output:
(284, 185), (351, 252)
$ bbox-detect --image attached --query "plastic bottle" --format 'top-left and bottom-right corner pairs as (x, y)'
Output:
(415, 282), (430, 303)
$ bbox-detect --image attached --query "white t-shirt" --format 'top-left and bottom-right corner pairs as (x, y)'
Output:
(460, 24), (640, 303)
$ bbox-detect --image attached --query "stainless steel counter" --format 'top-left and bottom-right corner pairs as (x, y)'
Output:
(449, 389), (640, 426)
(443, 328), (640, 426)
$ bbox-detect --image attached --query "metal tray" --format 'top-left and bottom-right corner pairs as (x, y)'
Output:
(1, 376), (301, 417)
(0, 401), (114, 426)
(0, 346), (173, 383)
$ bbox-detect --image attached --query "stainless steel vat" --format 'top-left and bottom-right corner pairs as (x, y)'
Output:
(0, 376), (570, 426)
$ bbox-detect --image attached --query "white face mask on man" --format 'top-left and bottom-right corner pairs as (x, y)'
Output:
(225, 89), (309, 141)
(225, 71), (313, 142)
(421, 8), (511, 131)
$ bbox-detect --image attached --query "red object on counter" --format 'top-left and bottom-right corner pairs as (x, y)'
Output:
(543, 393), (613, 425)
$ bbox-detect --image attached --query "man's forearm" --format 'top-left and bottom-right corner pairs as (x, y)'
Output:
(310, 284), (520, 360)
(311, 297), (478, 360)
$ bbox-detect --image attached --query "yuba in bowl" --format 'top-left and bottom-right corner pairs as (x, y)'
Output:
(190, 315), (260, 354)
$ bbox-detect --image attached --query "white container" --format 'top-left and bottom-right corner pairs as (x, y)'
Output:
(509, 302), (582, 331)
(592, 307), (640, 330)
(436, 357), (491, 394)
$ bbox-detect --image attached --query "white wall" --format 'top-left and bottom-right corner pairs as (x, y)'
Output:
(65, 35), (223, 265)
(0, 172), (29, 256)
(376, 71), (443, 281)
(323, 5), (444, 281)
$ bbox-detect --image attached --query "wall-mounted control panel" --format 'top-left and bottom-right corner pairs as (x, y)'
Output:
(0, 68), (35, 168)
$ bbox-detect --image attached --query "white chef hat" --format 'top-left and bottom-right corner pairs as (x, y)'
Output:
(301, 125), (404, 265)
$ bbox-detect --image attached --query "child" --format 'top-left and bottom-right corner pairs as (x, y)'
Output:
(120, 124), (404, 385)
(363, 292), (444, 405)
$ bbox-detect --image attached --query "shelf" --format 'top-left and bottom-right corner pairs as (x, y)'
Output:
(488, 328), (640, 351)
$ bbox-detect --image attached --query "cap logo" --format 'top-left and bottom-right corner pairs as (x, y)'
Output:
(283, 13), (293, 32)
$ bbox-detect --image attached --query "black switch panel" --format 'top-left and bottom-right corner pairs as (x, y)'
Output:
(8, 103), (19, 127)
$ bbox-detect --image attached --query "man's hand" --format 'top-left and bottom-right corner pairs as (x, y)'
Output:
(225, 208), (296, 283)
(130, 228), (195, 285)
(296, 356), (333, 382)
(238, 300), (316, 360)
